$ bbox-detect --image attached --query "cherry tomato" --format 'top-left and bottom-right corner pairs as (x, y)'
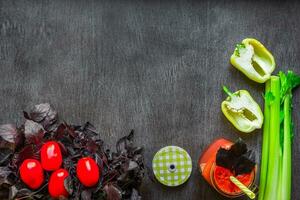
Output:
(41, 141), (62, 171)
(48, 169), (69, 198)
(76, 157), (100, 187)
(20, 159), (44, 189)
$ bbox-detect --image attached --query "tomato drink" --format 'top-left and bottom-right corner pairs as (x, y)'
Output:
(198, 138), (256, 198)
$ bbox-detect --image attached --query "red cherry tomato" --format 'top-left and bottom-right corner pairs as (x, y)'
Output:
(48, 169), (69, 198)
(76, 157), (100, 187)
(20, 159), (44, 189)
(41, 141), (62, 171)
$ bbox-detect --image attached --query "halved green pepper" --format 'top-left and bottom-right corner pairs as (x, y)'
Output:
(221, 86), (263, 133)
(230, 38), (275, 83)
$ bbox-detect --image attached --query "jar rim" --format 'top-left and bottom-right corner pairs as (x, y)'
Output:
(210, 162), (256, 198)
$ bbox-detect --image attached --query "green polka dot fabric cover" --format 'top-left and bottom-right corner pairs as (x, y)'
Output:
(152, 146), (192, 187)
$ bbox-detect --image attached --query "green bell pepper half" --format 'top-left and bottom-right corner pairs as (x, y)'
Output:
(221, 86), (263, 133)
(230, 38), (275, 83)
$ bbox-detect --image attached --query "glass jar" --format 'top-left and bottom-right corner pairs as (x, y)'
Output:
(199, 138), (257, 198)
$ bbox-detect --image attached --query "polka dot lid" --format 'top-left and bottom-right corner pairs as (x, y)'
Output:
(152, 146), (192, 187)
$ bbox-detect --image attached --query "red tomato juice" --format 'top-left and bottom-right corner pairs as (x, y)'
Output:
(198, 138), (255, 198)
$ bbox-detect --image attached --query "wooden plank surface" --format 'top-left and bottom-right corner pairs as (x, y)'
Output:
(0, 0), (300, 199)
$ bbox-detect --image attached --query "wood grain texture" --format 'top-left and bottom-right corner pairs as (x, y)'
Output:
(0, 0), (300, 199)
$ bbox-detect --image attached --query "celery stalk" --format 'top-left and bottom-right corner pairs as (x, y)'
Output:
(277, 135), (283, 199)
(278, 70), (300, 199)
(280, 94), (291, 199)
(258, 80), (271, 200)
(264, 76), (280, 200)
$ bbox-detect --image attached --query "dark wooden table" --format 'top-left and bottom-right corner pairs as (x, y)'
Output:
(1, 0), (300, 199)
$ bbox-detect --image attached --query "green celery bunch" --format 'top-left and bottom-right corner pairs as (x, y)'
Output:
(259, 71), (300, 200)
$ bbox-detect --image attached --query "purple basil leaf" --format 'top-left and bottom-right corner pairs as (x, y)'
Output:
(86, 140), (98, 153)
(64, 176), (73, 196)
(229, 138), (247, 156)
(43, 105), (57, 124)
(24, 120), (44, 138)
(0, 167), (14, 187)
(234, 156), (256, 175)
(57, 141), (68, 156)
(13, 145), (39, 167)
(94, 153), (104, 171)
(0, 187), (9, 199)
(24, 120), (45, 146)
(9, 185), (19, 200)
(23, 111), (30, 120)
(55, 123), (67, 139)
(216, 139), (255, 175)
(103, 184), (121, 200)
(116, 130), (134, 154)
(127, 161), (138, 171)
(81, 190), (92, 200)
(28, 103), (58, 131)
(9, 184), (43, 200)
(82, 122), (98, 137)
(64, 123), (77, 138)
(29, 103), (52, 122)
(216, 148), (235, 171)
(14, 130), (25, 151)
(0, 148), (13, 166)
(130, 188), (141, 200)
(0, 124), (17, 143)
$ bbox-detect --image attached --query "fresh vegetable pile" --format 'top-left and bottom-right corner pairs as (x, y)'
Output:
(228, 38), (300, 200)
(0, 103), (144, 200)
(0, 37), (299, 200)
